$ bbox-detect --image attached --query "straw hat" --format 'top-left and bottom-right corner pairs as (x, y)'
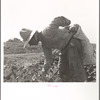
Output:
(20, 28), (36, 48)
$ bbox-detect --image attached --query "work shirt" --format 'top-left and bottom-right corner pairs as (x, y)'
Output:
(39, 17), (95, 67)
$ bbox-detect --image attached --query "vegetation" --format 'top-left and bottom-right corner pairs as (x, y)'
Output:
(4, 50), (96, 82)
(4, 38), (43, 54)
(3, 38), (96, 82)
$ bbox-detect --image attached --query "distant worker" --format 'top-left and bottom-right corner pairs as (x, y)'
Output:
(20, 16), (95, 82)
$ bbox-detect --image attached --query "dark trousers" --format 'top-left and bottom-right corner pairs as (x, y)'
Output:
(59, 38), (87, 82)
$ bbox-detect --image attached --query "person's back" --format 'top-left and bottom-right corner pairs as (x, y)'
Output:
(41, 16), (71, 50)
(73, 25), (96, 65)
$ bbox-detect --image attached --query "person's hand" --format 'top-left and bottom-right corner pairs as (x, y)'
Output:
(69, 26), (78, 33)
(23, 43), (30, 49)
(44, 63), (51, 73)
(69, 24), (79, 34)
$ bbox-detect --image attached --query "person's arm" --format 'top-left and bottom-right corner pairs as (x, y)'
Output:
(42, 45), (53, 72)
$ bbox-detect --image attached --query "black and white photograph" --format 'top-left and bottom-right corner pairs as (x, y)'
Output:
(1, 0), (99, 100)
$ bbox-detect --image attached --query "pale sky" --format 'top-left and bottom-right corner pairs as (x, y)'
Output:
(1, 0), (99, 43)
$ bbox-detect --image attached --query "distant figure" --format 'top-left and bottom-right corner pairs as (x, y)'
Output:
(20, 16), (95, 82)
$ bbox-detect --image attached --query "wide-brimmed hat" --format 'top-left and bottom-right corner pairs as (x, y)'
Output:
(20, 28), (35, 48)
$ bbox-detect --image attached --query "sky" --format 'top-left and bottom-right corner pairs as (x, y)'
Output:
(1, 0), (99, 43)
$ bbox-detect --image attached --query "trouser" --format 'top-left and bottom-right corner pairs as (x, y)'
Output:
(59, 38), (87, 82)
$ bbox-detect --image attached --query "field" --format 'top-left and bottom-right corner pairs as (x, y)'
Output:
(4, 51), (96, 82)
(4, 52), (61, 82)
